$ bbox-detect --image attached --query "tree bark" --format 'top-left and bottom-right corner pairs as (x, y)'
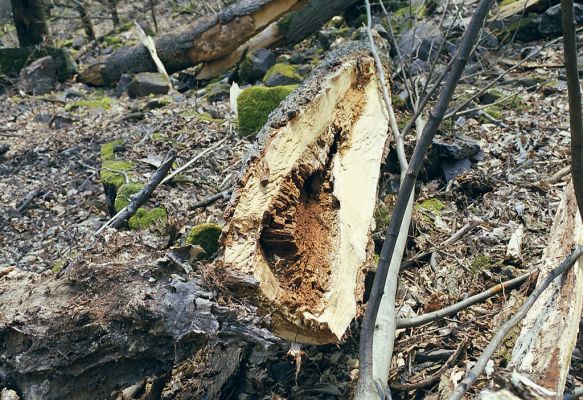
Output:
(79, 0), (357, 86)
(10, 0), (51, 47)
(221, 39), (390, 345)
(507, 182), (583, 395)
(0, 232), (276, 399)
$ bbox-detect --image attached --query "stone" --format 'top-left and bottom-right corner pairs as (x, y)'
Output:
(262, 63), (302, 87)
(18, 56), (57, 95)
(238, 48), (276, 83)
(71, 36), (86, 50)
(127, 72), (170, 99)
(205, 81), (231, 102)
(431, 135), (481, 160)
(539, 3), (583, 37)
(398, 20), (444, 61)
(115, 73), (132, 97)
(0, 389), (20, 400)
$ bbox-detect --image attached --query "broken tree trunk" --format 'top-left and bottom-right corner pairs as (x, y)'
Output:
(0, 231), (276, 399)
(221, 39), (391, 344)
(79, 0), (357, 85)
(507, 182), (583, 395)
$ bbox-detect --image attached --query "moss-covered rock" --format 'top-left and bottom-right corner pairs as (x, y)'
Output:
(186, 223), (222, 259)
(237, 85), (296, 137)
(114, 183), (144, 211)
(128, 207), (167, 230)
(198, 112), (224, 124)
(205, 81), (231, 102)
(485, 105), (502, 120)
(497, 14), (541, 43)
(417, 198), (445, 213)
(66, 95), (113, 110)
(101, 139), (124, 161)
(100, 160), (134, 188)
(263, 63), (302, 87)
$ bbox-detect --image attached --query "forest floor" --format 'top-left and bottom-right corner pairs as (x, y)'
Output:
(0, 0), (581, 398)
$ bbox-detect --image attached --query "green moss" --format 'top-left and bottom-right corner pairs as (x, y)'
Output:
(485, 105), (502, 119)
(103, 35), (123, 48)
(100, 160), (134, 188)
(277, 14), (294, 36)
(374, 203), (392, 230)
(440, 118), (454, 131)
(114, 183), (144, 211)
(128, 207), (167, 230)
(263, 63), (301, 83)
(198, 112), (224, 124)
(237, 85), (297, 137)
(51, 260), (64, 273)
(151, 132), (169, 142)
(471, 255), (491, 271)
(186, 222), (222, 259)
(66, 95), (113, 110)
(417, 198), (445, 213)
(101, 139), (124, 161)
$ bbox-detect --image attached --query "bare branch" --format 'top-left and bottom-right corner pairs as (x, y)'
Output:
(449, 246), (583, 400)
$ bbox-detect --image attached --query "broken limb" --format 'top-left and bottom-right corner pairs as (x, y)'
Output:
(506, 183), (583, 395)
(355, 0), (496, 397)
(397, 270), (535, 329)
(221, 39), (390, 344)
(95, 150), (175, 234)
(191, 188), (233, 210)
(449, 246), (583, 400)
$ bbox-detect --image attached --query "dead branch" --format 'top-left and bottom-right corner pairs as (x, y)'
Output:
(397, 270), (535, 329)
(449, 246), (583, 400)
(95, 150), (175, 234)
(191, 188), (233, 210)
(161, 137), (227, 184)
(355, 0), (496, 396)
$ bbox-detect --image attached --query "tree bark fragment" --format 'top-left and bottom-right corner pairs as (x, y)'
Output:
(221, 40), (391, 344)
(508, 182), (583, 395)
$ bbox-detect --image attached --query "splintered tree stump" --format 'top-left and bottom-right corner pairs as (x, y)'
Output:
(507, 182), (583, 395)
(221, 40), (391, 344)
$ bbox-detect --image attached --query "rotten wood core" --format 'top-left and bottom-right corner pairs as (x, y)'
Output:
(508, 181), (583, 395)
(221, 41), (390, 344)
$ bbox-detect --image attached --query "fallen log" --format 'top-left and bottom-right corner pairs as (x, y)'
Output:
(220, 39), (391, 344)
(506, 182), (583, 395)
(80, 0), (357, 86)
(0, 232), (277, 399)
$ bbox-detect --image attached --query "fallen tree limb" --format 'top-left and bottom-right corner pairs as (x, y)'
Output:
(0, 232), (278, 399)
(355, 0), (496, 396)
(95, 150), (176, 235)
(449, 245), (583, 400)
(505, 183), (583, 395)
(191, 188), (233, 210)
(80, 0), (357, 86)
(397, 270), (535, 329)
(221, 39), (390, 345)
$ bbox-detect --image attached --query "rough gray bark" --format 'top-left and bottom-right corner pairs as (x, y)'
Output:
(10, 0), (51, 47)
(0, 232), (276, 399)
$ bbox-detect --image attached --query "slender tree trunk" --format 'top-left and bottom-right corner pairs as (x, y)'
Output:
(10, 0), (52, 47)
(108, 0), (120, 27)
(73, 0), (96, 41)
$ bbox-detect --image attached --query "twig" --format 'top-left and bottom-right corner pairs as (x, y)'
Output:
(397, 270), (535, 329)
(356, 0), (496, 397)
(548, 165), (571, 184)
(391, 339), (468, 391)
(449, 246), (583, 400)
(17, 188), (46, 214)
(95, 150), (176, 235)
(561, 0), (583, 221)
(161, 137), (227, 184)
(190, 188), (233, 210)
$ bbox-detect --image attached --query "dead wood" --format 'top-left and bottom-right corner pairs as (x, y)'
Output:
(79, 0), (357, 86)
(507, 182), (583, 395)
(0, 231), (277, 399)
(95, 150), (175, 234)
(220, 39), (390, 345)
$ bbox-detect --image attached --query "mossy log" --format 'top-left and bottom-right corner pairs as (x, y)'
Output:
(221, 40), (391, 344)
(504, 182), (583, 395)
(79, 0), (357, 86)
